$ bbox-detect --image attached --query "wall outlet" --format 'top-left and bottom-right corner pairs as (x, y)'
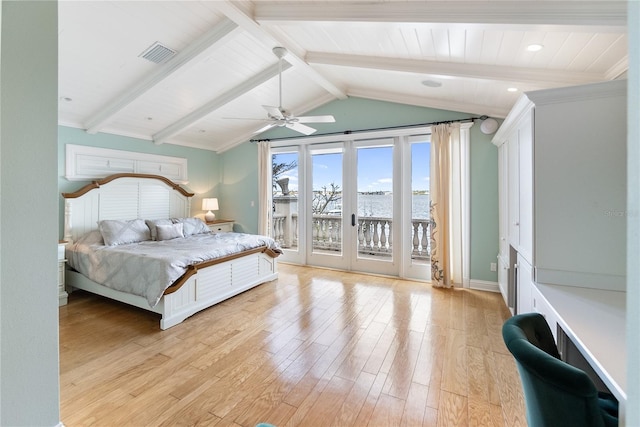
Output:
(490, 262), (497, 272)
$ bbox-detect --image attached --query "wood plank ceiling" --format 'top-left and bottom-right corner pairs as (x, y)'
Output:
(58, 1), (628, 153)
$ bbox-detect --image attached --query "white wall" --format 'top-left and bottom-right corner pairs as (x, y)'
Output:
(0, 2), (60, 425)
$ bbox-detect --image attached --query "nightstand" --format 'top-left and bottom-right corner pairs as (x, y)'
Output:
(58, 241), (68, 306)
(207, 219), (234, 233)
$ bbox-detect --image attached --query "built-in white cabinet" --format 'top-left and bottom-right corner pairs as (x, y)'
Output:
(530, 284), (560, 341)
(516, 254), (533, 314)
(503, 112), (534, 264)
(494, 79), (627, 314)
(65, 144), (188, 183)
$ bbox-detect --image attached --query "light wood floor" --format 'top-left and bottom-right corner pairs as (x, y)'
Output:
(59, 264), (526, 427)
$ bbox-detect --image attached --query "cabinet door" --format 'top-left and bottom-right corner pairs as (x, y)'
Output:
(531, 285), (559, 342)
(507, 133), (520, 248)
(498, 144), (509, 257)
(517, 114), (533, 263)
(497, 254), (510, 311)
(516, 254), (533, 314)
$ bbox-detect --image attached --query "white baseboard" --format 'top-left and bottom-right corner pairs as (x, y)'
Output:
(469, 279), (500, 293)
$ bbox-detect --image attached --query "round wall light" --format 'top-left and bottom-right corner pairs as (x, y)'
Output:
(480, 118), (499, 135)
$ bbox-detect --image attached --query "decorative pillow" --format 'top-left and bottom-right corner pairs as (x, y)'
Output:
(156, 223), (184, 241)
(172, 217), (209, 236)
(98, 219), (150, 246)
(145, 219), (174, 241)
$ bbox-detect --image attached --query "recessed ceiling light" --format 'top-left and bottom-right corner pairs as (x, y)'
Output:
(421, 79), (442, 88)
(507, 87), (518, 92)
(527, 44), (543, 52)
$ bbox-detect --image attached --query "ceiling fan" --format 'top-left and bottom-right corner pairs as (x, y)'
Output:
(243, 46), (335, 136)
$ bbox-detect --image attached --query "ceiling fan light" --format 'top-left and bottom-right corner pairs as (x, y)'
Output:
(272, 46), (288, 59)
(421, 79), (442, 87)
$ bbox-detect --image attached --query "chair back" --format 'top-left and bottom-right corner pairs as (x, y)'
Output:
(502, 313), (607, 427)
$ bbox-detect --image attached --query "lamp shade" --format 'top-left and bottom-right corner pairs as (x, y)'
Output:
(202, 198), (219, 211)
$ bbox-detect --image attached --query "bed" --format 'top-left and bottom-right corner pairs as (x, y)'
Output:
(62, 173), (280, 329)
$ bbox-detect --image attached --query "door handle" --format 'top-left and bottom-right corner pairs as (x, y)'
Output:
(351, 214), (356, 227)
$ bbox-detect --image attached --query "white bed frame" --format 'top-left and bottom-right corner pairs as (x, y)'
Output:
(62, 173), (278, 329)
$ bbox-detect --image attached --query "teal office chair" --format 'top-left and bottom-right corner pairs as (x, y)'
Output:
(502, 313), (618, 427)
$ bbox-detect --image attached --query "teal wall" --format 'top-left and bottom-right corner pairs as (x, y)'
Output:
(221, 97), (500, 283)
(57, 126), (221, 238)
(219, 140), (259, 233)
(1, 2), (61, 424)
(469, 123), (500, 283)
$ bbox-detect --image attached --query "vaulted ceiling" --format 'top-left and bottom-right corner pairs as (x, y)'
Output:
(58, 1), (628, 153)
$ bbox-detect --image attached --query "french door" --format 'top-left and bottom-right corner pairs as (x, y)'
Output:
(271, 131), (431, 281)
(303, 140), (398, 275)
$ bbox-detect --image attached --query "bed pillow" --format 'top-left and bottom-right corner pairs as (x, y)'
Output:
(156, 223), (184, 241)
(98, 219), (150, 246)
(145, 219), (174, 241)
(172, 217), (209, 236)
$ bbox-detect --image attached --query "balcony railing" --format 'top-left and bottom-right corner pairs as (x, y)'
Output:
(272, 213), (430, 261)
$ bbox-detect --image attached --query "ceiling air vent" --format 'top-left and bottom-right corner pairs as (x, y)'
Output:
(139, 41), (176, 64)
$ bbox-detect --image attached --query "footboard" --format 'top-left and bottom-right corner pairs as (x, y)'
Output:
(159, 251), (278, 329)
(66, 251), (278, 329)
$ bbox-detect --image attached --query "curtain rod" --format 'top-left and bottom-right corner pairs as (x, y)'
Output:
(250, 115), (487, 143)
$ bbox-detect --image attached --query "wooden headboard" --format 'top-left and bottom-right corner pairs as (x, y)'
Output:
(62, 173), (194, 243)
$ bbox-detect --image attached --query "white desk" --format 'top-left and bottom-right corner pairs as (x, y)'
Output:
(535, 283), (626, 424)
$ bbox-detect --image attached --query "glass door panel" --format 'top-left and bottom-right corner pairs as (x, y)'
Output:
(356, 145), (393, 261)
(271, 150), (299, 263)
(310, 147), (343, 260)
(402, 136), (431, 280)
(411, 141), (430, 265)
(350, 141), (398, 276)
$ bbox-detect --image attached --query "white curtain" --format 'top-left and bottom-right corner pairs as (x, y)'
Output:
(257, 141), (272, 236)
(429, 123), (467, 288)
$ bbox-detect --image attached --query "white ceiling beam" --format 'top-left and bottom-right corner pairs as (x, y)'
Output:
(84, 18), (239, 134)
(212, 1), (347, 100)
(307, 52), (605, 87)
(606, 56), (630, 80)
(254, 1), (627, 30)
(348, 87), (510, 119)
(153, 61), (293, 145)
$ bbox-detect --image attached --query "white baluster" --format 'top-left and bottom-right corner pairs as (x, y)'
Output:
(422, 221), (429, 256)
(364, 220), (371, 250)
(387, 221), (392, 252)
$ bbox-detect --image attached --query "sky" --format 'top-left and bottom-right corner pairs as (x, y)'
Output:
(273, 142), (430, 194)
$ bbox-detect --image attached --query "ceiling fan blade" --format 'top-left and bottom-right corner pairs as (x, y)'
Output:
(296, 115), (336, 124)
(254, 123), (277, 134)
(262, 105), (284, 120)
(287, 122), (317, 135)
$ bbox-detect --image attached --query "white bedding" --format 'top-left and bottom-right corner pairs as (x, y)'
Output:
(66, 230), (281, 307)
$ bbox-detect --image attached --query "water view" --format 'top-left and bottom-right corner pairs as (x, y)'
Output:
(353, 193), (430, 219)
